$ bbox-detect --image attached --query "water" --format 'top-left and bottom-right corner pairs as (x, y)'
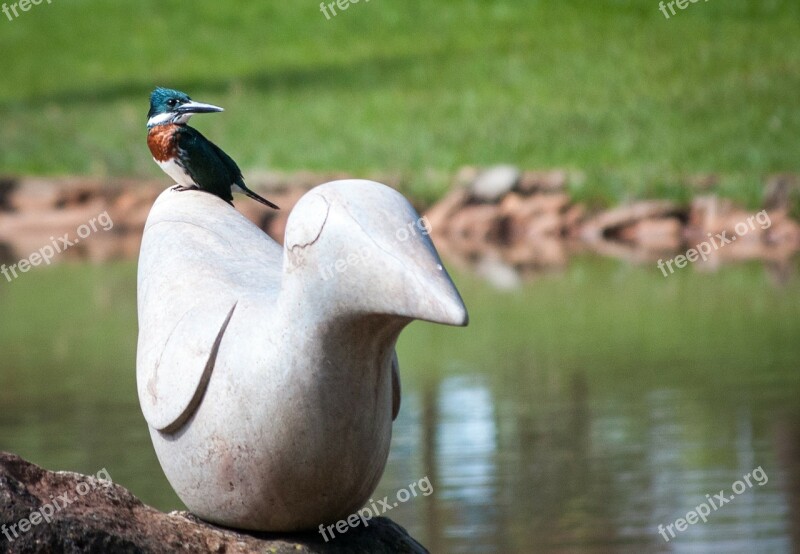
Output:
(1, 257), (798, 553)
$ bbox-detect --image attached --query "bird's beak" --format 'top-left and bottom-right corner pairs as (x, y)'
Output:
(176, 100), (224, 115)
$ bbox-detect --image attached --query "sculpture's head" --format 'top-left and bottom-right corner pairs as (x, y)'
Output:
(283, 180), (468, 327)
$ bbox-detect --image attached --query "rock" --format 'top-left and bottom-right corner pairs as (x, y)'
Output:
(525, 211), (563, 238)
(54, 181), (105, 208)
(424, 188), (469, 237)
(447, 204), (503, 243)
(497, 193), (572, 240)
(1, 170), (798, 285)
(498, 192), (570, 220)
(517, 170), (568, 194)
(452, 166), (481, 189)
(0, 242), (14, 263)
(0, 199), (111, 263)
(0, 177), (18, 212)
(616, 218), (682, 251)
(562, 204), (587, 237)
(580, 200), (684, 242)
(8, 178), (61, 213)
(765, 211), (800, 246)
(0, 452), (428, 554)
(763, 174), (798, 212)
(687, 195), (731, 245)
(688, 195), (773, 245)
(470, 165), (520, 202)
(680, 195), (800, 266)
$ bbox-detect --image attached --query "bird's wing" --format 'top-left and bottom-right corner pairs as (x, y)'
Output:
(180, 127), (280, 209)
(177, 127), (238, 202)
(204, 134), (246, 187)
(201, 130), (279, 206)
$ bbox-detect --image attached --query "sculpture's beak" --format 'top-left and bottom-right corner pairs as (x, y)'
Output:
(389, 229), (469, 327)
(406, 261), (469, 327)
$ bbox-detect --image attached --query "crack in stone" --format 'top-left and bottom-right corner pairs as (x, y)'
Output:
(288, 193), (331, 254)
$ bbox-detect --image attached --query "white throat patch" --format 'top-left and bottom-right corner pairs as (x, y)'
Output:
(147, 112), (194, 128)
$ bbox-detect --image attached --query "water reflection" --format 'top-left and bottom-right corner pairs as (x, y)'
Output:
(380, 374), (798, 552)
(1, 260), (799, 553)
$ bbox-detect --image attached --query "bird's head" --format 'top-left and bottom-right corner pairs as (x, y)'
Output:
(147, 87), (223, 128)
(283, 180), (468, 327)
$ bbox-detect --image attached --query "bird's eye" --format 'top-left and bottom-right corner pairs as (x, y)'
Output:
(167, 99), (178, 107)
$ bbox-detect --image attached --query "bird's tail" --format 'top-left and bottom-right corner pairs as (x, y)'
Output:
(238, 185), (280, 209)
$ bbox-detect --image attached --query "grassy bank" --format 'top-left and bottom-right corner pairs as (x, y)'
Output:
(0, 0), (798, 206)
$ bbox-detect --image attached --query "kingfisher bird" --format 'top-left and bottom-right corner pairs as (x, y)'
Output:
(146, 87), (279, 209)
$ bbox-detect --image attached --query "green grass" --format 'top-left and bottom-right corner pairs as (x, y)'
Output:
(1, 0), (799, 205)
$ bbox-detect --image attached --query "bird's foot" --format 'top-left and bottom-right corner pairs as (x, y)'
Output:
(171, 185), (198, 193)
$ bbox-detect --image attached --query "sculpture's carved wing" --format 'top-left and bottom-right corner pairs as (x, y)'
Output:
(136, 189), (282, 434)
(137, 298), (237, 433)
(391, 350), (401, 421)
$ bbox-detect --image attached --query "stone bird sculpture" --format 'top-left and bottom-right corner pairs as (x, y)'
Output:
(136, 180), (468, 531)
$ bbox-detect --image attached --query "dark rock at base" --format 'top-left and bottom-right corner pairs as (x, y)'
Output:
(0, 452), (428, 554)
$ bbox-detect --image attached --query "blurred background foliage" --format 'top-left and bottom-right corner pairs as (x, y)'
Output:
(1, 0), (799, 206)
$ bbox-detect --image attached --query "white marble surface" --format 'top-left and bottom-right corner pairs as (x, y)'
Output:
(136, 180), (468, 531)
